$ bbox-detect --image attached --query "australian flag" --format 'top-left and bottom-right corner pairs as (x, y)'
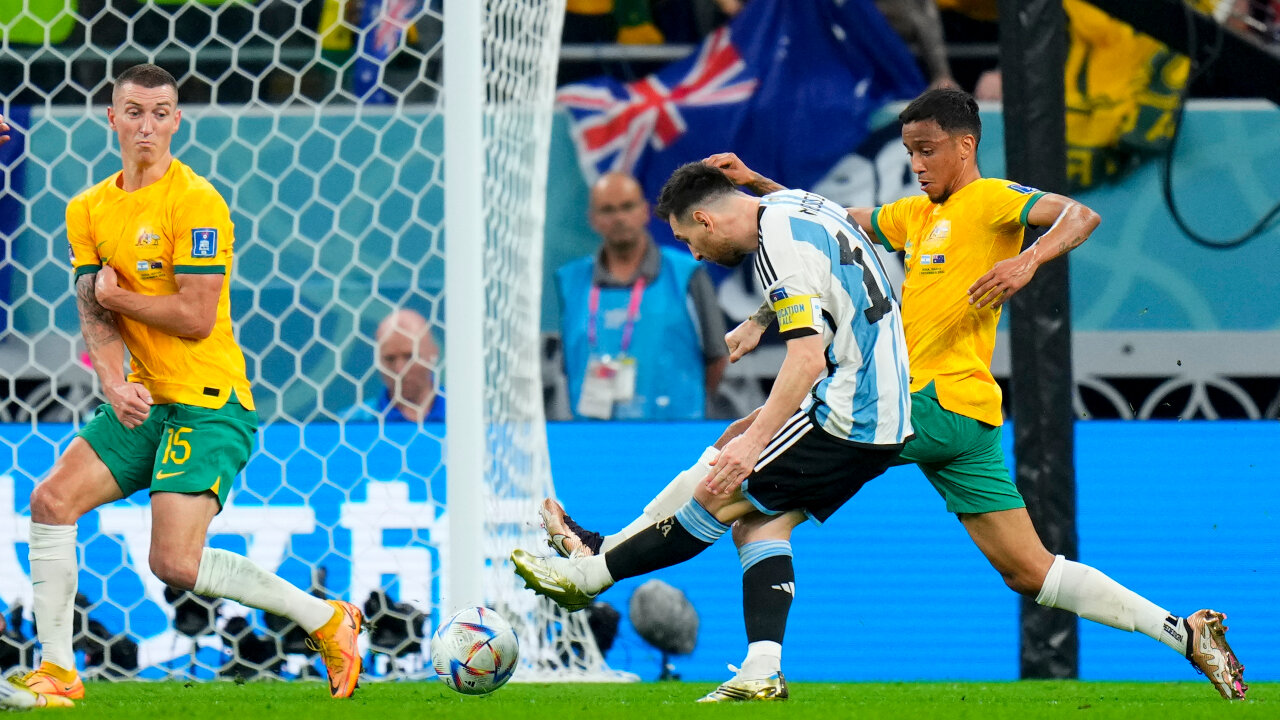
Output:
(353, 0), (424, 103)
(557, 0), (926, 196)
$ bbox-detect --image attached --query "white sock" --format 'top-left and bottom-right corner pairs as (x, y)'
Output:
(29, 523), (78, 671)
(600, 446), (717, 553)
(1036, 554), (1187, 655)
(193, 548), (335, 633)
(549, 551), (613, 597)
(573, 554), (616, 594)
(739, 640), (782, 677)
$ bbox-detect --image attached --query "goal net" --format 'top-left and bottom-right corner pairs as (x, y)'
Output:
(0, 0), (621, 682)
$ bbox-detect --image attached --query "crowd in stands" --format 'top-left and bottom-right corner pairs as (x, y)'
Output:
(3, 0), (1275, 106)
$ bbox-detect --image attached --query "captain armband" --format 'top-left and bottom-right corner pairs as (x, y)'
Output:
(772, 294), (822, 336)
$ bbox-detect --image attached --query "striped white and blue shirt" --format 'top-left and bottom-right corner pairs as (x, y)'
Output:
(756, 190), (912, 447)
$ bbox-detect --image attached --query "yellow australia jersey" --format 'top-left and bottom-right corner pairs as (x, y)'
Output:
(870, 178), (1045, 427)
(66, 159), (255, 411)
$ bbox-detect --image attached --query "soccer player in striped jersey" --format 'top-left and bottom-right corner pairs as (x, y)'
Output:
(541, 88), (1246, 702)
(514, 162), (913, 701)
(16, 64), (362, 700)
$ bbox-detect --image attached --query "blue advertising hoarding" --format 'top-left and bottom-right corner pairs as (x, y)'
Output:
(1, 420), (1275, 682)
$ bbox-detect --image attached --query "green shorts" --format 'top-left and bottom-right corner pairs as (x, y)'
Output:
(895, 384), (1025, 515)
(77, 396), (259, 509)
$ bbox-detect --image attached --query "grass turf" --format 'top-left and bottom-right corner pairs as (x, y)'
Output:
(40, 680), (1273, 719)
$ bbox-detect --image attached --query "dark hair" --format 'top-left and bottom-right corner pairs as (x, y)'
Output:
(114, 64), (178, 95)
(898, 87), (981, 145)
(654, 162), (736, 222)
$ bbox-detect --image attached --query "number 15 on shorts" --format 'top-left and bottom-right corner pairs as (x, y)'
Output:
(163, 427), (192, 465)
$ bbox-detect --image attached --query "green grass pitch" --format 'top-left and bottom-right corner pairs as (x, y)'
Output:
(45, 680), (1274, 719)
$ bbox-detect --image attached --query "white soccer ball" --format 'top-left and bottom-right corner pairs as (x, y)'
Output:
(430, 606), (519, 695)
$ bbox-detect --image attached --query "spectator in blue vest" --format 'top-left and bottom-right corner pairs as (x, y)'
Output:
(343, 309), (446, 423)
(557, 172), (728, 420)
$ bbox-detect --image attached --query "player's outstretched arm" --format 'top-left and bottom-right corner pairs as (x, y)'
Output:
(0, 114), (10, 148)
(844, 207), (874, 236)
(76, 272), (152, 428)
(968, 193), (1100, 309)
(94, 266), (223, 339)
(703, 152), (786, 196)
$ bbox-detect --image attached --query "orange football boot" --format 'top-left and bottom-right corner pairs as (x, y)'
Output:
(307, 600), (364, 698)
(16, 662), (83, 701)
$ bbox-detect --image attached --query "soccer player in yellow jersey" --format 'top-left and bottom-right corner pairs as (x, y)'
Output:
(16, 64), (363, 700)
(537, 88), (1246, 701)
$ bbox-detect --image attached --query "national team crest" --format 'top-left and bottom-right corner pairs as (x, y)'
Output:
(135, 229), (160, 248)
(924, 220), (951, 247)
(191, 228), (218, 258)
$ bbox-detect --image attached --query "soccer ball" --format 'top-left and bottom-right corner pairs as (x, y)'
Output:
(430, 606), (519, 695)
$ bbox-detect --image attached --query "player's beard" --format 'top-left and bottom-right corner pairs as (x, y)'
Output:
(707, 244), (749, 268)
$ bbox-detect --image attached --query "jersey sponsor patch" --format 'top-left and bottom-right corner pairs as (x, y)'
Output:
(191, 228), (218, 258)
(774, 294), (821, 334)
(1007, 183), (1039, 195)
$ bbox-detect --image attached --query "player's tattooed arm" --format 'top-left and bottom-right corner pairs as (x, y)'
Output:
(968, 193), (1100, 309)
(703, 152), (787, 196)
(1023, 194), (1100, 266)
(743, 175), (785, 196)
(76, 272), (122, 354)
(725, 299), (777, 363)
(750, 298), (777, 328)
(77, 272), (153, 427)
(1054, 233), (1088, 258)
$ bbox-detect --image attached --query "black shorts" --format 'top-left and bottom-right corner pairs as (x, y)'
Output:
(741, 413), (902, 524)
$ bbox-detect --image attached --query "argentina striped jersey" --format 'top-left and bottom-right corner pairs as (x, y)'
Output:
(756, 190), (912, 446)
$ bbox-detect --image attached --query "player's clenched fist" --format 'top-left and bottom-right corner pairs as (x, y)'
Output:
(725, 318), (765, 363)
(105, 381), (153, 429)
(94, 265), (123, 308)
